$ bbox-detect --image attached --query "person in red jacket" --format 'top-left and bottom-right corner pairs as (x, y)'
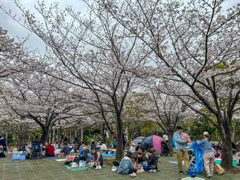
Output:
(45, 143), (55, 156)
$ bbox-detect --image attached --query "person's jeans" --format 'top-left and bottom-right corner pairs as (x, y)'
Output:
(123, 143), (126, 150)
(113, 145), (116, 149)
(137, 162), (148, 167)
(166, 140), (169, 147)
(143, 166), (151, 171)
(128, 169), (137, 174)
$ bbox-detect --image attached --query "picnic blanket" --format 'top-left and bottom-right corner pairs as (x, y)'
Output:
(80, 153), (116, 157)
(12, 156), (25, 160)
(32, 156), (57, 159)
(63, 164), (106, 171)
(168, 161), (185, 166)
(56, 159), (66, 162)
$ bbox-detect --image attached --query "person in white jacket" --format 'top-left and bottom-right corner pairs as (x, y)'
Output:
(129, 143), (136, 153)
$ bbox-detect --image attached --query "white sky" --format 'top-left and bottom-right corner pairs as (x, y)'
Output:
(0, 0), (238, 54)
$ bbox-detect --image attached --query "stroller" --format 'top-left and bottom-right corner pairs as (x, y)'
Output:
(160, 141), (170, 156)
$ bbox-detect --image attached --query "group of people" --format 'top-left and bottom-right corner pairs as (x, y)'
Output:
(117, 143), (160, 177)
(23, 135), (71, 158)
(174, 126), (215, 178)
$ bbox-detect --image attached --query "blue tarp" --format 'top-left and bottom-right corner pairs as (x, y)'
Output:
(191, 140), (204, 173)
(172, 137), (176, 147)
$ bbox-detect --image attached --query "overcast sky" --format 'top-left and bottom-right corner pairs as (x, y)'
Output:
(0, 0), (238, 54)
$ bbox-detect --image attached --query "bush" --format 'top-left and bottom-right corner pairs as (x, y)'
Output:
(86, 138), (99, 145)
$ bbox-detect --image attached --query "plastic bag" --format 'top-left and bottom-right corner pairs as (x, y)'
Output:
(79, 160), (86, 167)
(111, 166), (118, 172)
(191, 141), (204, 173)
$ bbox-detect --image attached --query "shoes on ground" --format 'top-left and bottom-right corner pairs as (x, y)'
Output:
(130, 172), (137, 177)
(179, 171), (185, 174)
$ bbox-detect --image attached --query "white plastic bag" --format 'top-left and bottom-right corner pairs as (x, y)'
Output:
(111, 166), (118, 172)
(87, 162), (95, 167)
(79, 160), (85, 167)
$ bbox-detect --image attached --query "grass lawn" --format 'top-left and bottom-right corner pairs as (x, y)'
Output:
(0, 153), (240, 180)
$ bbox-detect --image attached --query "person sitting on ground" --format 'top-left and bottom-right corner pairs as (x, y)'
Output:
(131, 147), (147, 167)
(79, 146), (89, 161)
(99, 142), (107, 151)
(135, 142), (141, 151)
(129, 143), (136, 153)
(32, 135), (41, 144)
(45, 143), (55, 156)
(79, 144), (85, 153)
(52, 141), (58, 150)
(144, 149), (158, 173)
(56, 141), (70, 157)
(117, 151), (137, 177)
(148, 144), (161, 159)
(90, 148), (103, 170)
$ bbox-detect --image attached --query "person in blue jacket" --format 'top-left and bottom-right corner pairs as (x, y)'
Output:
(117, 152), (137, 177)
(173, 126), (189, 175)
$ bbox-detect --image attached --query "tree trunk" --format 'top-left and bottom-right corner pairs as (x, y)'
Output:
(57, 127), (61, 148)
(41, 127), (49, 145)
(115, 114), (123, 160)
(19, 138), (23, 149)
(220, 123), (233, 169)
(231, 125), (236, 143)
(101, 123), (105, 143)
(167, 131), (174, 152)
(108, 131), (113, 147)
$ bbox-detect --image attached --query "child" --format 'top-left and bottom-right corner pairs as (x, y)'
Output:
(182, 133), (192, 143)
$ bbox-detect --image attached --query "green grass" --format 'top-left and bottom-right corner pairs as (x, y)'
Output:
(1, 153), (240, 180)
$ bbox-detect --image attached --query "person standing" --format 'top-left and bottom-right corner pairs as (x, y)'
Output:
(123, 131), (126, 150)
(173, 126), (189, 174)
(163, 133), (169, 147)
(197, 132), (215, 178)
(113, 139), (116, 149)
(132, 131), (138, 139)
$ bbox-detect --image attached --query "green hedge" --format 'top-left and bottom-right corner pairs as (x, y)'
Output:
(86, 138), (99, 145)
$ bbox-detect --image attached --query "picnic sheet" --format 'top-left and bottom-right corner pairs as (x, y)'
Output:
(168, 161), (185, 166)
(63, 164), (106, 171)
(80, 153), (116, 157)
(12, 156), (25, 160)
(32, 156), (57, 159)
(56, 159), (66, 162)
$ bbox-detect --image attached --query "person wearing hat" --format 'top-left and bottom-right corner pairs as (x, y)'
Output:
(197, 132), (214, 178)
(117, 151), (137, 177)
(130, 143), (136, 153)
(79, 146), (89, 161)
(135, 142), (142, 151)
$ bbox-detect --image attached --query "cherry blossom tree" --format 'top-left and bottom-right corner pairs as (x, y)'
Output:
(0, 1), (150, 160)
(1, 71), (83, 144)
(99, 0), (240, 168)
(0, 26), (33, 79)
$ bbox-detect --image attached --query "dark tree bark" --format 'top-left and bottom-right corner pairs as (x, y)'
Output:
(115, 115), (123, 161)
